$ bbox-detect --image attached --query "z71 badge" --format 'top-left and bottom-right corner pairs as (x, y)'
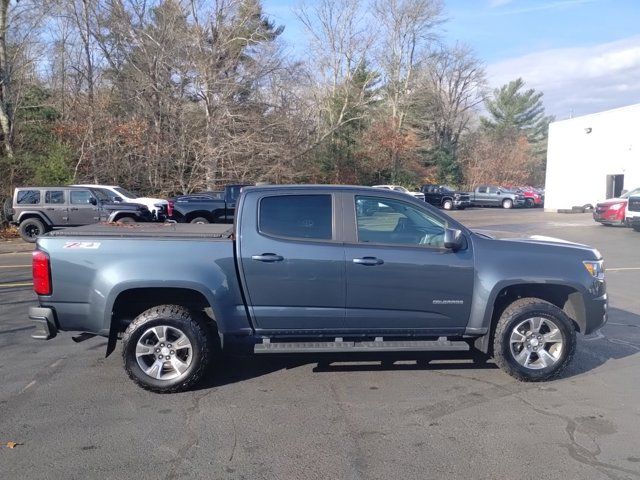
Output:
(63, 242), (101, 249)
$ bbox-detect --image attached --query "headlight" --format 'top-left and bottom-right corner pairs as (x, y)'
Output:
(609, 203), (624, 211)
(583, 260), (605, 280)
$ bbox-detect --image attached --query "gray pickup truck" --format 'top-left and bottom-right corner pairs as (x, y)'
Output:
(29, 185), (607, 392)
(469, 185), (526, 209)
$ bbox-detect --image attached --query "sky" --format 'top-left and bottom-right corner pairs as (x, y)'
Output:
(262, 0), (640, 120)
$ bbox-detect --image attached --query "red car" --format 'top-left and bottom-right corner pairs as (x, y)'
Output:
(517, 187), (544, 208)
(593, 188), (640, 226)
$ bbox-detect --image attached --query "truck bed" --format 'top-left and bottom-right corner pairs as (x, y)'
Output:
(45, 222), (234, 239)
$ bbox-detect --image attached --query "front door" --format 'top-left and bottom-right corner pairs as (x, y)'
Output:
(343, 194), (474, 334)
(43, 190), (68, 225)
(238, 192), (345, 332)
(68, 189), (100, 225)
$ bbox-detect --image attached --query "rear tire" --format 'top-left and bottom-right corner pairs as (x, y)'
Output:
(493, 298), (576, 382)
(190, 217), (210, 224)
(122, 305), (216, 393)
(442, 199), (453, 210)
(19, 218), (46, 243)
(502, 199), (513, 209)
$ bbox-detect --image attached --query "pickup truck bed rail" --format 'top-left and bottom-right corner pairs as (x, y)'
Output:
(45, 222), (234, 239)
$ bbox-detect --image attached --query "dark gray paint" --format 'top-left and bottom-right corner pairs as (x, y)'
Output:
(33, 185), (607, 352)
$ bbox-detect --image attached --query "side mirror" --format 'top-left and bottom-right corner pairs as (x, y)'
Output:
(114, 196), (123, 203)
(621, 189), (628, 196)
(89, 197), (98, 205)
(444, 228), (464, 251)
(497, 190), (502, 195)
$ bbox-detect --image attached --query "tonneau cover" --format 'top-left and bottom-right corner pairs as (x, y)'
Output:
(45, 222), (233, 239)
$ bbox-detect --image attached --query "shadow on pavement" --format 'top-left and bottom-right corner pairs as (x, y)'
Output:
(194, 307), (640, 391)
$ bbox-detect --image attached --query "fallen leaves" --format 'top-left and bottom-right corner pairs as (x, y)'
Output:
(2, 441), (22, 449)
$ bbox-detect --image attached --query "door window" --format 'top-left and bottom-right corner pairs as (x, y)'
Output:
(45, 190), (65, 204)
(355, 196), (445, 247)
(477, 186), (487, 193)
(16, 190), (41, 204)
(70, 190), (94, 204)
(259, 195), (332, 240)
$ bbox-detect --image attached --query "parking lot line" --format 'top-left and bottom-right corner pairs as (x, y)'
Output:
(0, 265), (30, 268)
(0, 282), (33, 288)
(607, 267), (640, 272)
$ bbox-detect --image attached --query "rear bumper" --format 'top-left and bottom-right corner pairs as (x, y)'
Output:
(454, 199), (471, 208)
(29, 307), (58, 340)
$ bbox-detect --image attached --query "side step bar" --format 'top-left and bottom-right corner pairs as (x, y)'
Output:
(254, 337), (469, 354)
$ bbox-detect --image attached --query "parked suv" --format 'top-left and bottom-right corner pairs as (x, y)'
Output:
(421, 185), (471, 210)
(627, 194), (640, 231)
(11, 186), (153, 242)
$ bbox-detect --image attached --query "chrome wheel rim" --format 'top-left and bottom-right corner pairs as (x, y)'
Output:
(509, 317), (563, 370)
(135, 325), (193, 381)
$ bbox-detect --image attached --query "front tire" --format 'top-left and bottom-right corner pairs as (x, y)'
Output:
(502, 198), (513, 209)
(525, 198), (534, 208)
(19, 218), (46, 243)
(190, 216), (210, 224)
(122, 305), (216, 393)
(493, 298), (576, 382)
(442, 199), (453, 210)
(116, 216), (136, 224)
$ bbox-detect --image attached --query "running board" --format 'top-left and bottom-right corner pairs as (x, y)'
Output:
(254, 337), (469, 354)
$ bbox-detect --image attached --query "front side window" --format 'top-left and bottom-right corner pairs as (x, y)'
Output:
(259, 195), (332, 240)
(16, 190), (41, 205)
(477, 186), (487, 193)
(70, 190), (94, 205)
(355, 196), (445, 247)
(45, 191), (65, 204)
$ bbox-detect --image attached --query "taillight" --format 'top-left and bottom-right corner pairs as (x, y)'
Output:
(32, 250), (51, 295)
(167, 200), (174, 217)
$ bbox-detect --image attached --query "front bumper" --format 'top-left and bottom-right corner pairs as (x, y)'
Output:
(593, 211), (625, 225)
(29, 307), (57, 340)
(583, 293), (608, 334)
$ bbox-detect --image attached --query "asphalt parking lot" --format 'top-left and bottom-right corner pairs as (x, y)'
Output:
(1, 208), (639, 480)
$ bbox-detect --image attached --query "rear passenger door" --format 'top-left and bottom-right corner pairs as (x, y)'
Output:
(43, 190), (68, 225)
(238, 192), (345, 331)
(68, 189), (100, 225)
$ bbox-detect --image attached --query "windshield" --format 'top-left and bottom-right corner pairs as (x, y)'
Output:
(114, 187), (138, 199)
(441, 185), (455, 192)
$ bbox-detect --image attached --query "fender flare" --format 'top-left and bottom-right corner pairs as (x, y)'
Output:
(104, 281), (226, 357)
(17, 211), (53, 226)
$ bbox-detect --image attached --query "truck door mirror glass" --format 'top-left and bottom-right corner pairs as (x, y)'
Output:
(444, 228), (464, 251)
(89, 197), (98, 205)
(114, 196), (123, 203)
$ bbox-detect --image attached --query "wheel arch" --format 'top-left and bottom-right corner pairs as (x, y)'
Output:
(106, 286), (221, 357)
(18, 212), (52, 226)
(185, 210), (215, 223)
(474, 282), (585, 353)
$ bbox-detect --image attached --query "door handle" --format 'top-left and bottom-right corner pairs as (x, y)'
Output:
(353, 257), (384, 266)
(70, 207), (79, 211)
(252, 253), (284, 262)
(45, 208), (54, 211)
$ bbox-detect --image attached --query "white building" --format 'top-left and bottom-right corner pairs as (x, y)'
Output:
(544, 103), (640, 211)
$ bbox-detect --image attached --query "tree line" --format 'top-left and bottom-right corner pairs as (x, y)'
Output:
(0, 0), (553, 198)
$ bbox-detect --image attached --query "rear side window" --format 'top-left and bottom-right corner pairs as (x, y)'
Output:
(477, 186), (487, 193)
(70, 190), (93, 204)
(45, 190), (65, 204)
(259, 195), (332, 240)
(16, 190), (41, 204)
